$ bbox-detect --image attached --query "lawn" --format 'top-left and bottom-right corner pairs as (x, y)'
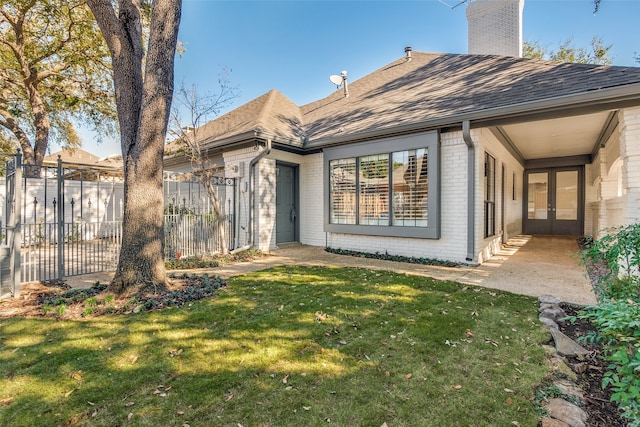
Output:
(0, 265), (551, 426)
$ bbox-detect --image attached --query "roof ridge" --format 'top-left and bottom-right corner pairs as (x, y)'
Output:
(254, 89), (280, 131)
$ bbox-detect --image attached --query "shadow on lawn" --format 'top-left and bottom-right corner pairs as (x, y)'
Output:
(0, 265), (549, 427)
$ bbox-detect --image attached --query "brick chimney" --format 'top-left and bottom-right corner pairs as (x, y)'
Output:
(466, 0), (524, 57)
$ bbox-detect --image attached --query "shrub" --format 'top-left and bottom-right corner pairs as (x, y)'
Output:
(579, 223), (640, 425)
(579, 223), (640, 301)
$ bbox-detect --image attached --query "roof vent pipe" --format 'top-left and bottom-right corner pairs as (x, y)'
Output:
(405, 46), (412, 61)
(341, 71), (349, 98)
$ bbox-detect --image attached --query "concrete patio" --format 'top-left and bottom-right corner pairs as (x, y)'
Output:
(66, 235), (596, 305)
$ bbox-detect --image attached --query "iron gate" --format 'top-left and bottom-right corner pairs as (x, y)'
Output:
(1, 152), (237, 294)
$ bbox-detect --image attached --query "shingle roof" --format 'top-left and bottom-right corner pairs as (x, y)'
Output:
(197, 89), (304, 146)
(43, 148), (101, 165)
(301, 52), (640, 141)
(191, 51), (640, 149)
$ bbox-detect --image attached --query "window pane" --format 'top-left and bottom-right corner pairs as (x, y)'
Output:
(329, 158), (356, 224)
(392, 148), (428, 227)
(556, 171), (578, 221)
(358, 154), (389, 225)
(527, 172), (548, 220)
(484, 153), (496, 237)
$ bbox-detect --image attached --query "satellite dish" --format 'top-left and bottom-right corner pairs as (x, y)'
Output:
(329, 75), (343, 87)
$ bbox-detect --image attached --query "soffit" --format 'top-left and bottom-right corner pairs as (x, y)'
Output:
(498, 111), (612, 160)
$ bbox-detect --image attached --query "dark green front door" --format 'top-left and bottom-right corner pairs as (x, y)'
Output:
(276, 164), (297, 244)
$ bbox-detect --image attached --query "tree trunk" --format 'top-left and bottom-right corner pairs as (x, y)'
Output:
(87, 0), (182, 295)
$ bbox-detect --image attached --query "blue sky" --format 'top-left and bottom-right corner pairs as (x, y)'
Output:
(77, 0), (640, 158)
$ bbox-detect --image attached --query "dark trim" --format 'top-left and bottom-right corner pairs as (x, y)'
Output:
(524, 155), (591, 169)
(591, 111), (619, 159)
(489, 126), (525, 166)
(462, 121), (476, 262)
(323, 132), (440, 239)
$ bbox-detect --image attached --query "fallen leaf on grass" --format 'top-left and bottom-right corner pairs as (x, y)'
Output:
(124, 402), (135, 407)
(64, 389), (75, 397)
(1, 397), (14, 406)
(127, 412), (133, 420)
(404, 373), (413, 379)
(129, 355), (138, 364)
(465, 329), (474, 337)
(339, 340), (347, 345)
(168, 349), (183, 357)
(381, 423), (389, 427)
(303, 406), (311, 411)
(282, 375), (289, 384)
(87, 401), (95, 406)
(453, 385), (462, 390)
(176, 411), (185, 415)
(225, 393), (233, 402)
(92, 408), (98, 417)
(506, 397), (513, 405)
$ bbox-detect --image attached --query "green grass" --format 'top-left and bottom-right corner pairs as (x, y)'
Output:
(0, 266), (551, 426)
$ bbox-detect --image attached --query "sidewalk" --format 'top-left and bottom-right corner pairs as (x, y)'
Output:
(65, 235), (596, 305)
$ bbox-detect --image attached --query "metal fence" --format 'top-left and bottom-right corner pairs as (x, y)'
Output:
(1, 153), (236, 295)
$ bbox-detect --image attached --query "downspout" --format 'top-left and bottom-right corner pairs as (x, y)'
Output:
(247, 138), (272, 248)
(463, 121), (475, 263)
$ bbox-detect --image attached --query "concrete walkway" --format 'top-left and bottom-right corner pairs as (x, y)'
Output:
(65, 235), (596, 305)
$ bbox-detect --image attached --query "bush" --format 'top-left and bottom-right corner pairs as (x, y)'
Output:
(579, 223), (640, 425)
(325, 247), (458, 267)
(580, 223), (640, 301)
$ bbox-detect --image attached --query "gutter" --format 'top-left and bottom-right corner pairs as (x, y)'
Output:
(462, 121), (475, 263)
(248, 137), (272, 247)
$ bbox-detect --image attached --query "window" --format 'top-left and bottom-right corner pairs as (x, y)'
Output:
(329, 158), (356, 224)
(324, 132), (439, 239)
(392, 149), (428, 227)
(484, 152), (496, 238)
(359, 154), (389, 225)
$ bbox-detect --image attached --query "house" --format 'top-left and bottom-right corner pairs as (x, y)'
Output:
(165, 0), (640, 265)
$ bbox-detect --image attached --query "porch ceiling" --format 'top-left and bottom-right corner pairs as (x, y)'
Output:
(497, 110), (613, 161)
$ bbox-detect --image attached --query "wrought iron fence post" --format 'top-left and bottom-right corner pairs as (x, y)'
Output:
(57, 156), (64, 281)
(9, 151), (22, 296)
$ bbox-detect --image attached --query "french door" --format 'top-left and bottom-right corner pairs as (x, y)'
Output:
(523, 167), (583, 235)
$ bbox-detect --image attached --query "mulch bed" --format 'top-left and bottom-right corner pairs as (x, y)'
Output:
(559, 303), (626, 426)
(0, 274), (226, 318)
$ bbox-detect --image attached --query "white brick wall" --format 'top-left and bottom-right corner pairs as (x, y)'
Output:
(300, 153), (325, 246)
(475, 128), (524, 263)
(324, 131), (471, 264)
(619, 107), (640, 224)
(466, 0), (524, 57)
(223, 146), (263, 248)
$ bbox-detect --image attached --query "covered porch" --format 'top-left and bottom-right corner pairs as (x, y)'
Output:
(486, 106), (640, 239)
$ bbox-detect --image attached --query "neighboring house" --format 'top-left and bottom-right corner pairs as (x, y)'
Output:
(165, 0), (640, 265)
(43, 147), (101, 166)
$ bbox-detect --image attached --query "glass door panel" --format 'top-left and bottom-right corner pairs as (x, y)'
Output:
(527, 172), (548, 220)
(555, 171), (578, 221)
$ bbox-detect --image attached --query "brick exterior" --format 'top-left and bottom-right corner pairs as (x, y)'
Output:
(466, 0), (524, 57)
(619, 107), (640, 225)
